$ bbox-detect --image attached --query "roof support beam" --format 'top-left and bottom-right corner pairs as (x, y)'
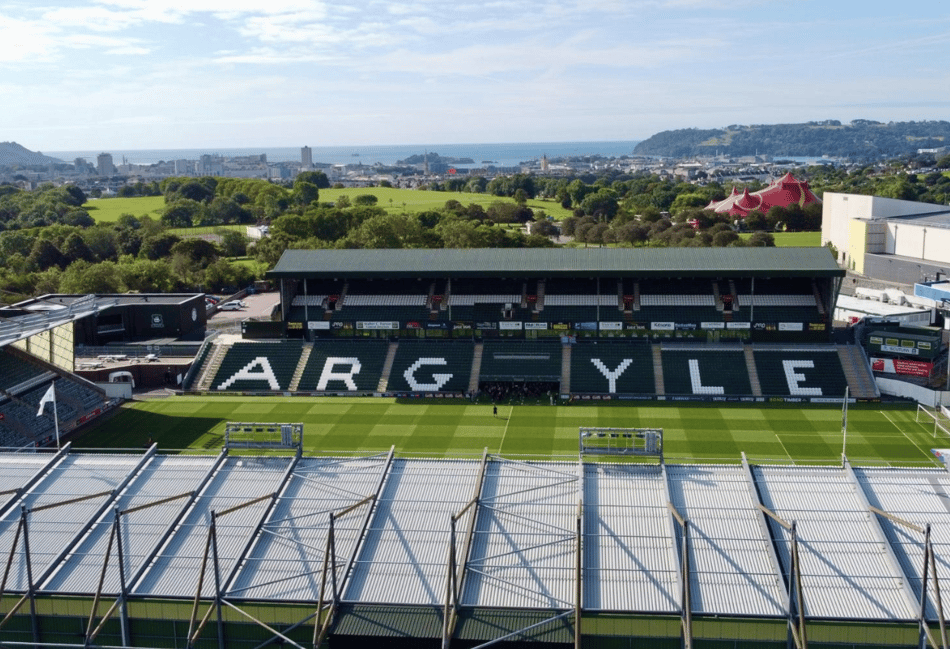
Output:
(442, 447), (488, 649)
(843, 459), (932, 645)
(660, 464), (689, 649)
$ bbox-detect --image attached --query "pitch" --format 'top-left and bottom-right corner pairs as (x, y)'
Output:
(73, 396), (943, 467)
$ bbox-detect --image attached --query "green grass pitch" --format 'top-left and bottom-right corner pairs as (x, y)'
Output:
(74, 396), (945, 467)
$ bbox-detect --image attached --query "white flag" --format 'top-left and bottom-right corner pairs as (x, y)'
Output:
(37, 384), (55, 417)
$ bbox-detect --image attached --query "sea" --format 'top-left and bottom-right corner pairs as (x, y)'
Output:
(46, 140), (642, 169)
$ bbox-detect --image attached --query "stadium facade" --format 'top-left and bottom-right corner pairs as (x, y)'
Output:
(0, 446), (946, 648)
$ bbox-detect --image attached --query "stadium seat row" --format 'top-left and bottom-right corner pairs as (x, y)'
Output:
(206, 340), (852, 398)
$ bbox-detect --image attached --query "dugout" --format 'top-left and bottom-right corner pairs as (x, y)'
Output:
(267, 248), (844, 344)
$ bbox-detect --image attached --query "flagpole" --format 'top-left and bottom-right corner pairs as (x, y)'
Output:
(53, 389), (60, 449)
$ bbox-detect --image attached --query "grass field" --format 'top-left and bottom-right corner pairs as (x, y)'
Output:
(741, 231), (821, 246)
(82, 196), (166, 222)
(74, 396), (943, 467)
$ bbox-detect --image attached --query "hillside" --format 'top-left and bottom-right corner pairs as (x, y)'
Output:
(0, 142), (64, 167)
(633, 120), (950, 158)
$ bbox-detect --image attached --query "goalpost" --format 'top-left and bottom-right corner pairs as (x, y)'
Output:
(579, 427), (663, 462)
(916, 405), (950, 440)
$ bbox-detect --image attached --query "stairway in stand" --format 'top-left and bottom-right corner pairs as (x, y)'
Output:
(652, 345), (665, 396)
(377, 341), (399, 392)
(196, 342), (229, 391)
(560, 344), (572, 394)
(743, 345), (763, 397)
(289, 343), (313, 392)
(468, 342), (484, 394)
(837, 345), (879, 399)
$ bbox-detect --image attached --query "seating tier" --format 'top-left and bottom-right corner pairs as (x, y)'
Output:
(570, 341), (655, 394)
(387, 341), (473, 393)
(211, 342), (303, 392)
(754, 350), (847, 398)
(297, 340), (388, 392)
(661, 350), (751, 396)
(479, 341), (562, 381)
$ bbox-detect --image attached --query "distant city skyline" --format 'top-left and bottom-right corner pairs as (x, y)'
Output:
(2, 0), (948, 152)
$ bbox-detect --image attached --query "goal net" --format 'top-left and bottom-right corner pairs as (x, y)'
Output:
(580, 427), (663, 460)
(225, 422), (303, 450)
(916, 405), (950, 440)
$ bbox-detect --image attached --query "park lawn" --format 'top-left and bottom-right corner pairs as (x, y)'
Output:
(319, 187), (574, 220)
(74, 396), (939, 468)
(740, 231), (821, 247)
(83, 196), (166, 222)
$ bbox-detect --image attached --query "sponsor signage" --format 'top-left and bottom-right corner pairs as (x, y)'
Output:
(308, 321), (330, 330)
(476, 321), (497, 330)
(727, 322), (751, 330)
(287, 322), (303, 330)
(357, 321), (398, 330)
(425, 321), (448, 329)
(871, 357), (933, 377)
(552, 322), (571, 330)
(870, 336), (883, 345)
(701, 322), (725, 330)
(150, 314), (164, 328)
(405, 321), (422, 329)
(779, 322), (804, 332)
(809, 323), (826, 331)
(452, 322), (472, 330)
(881, 344), (918, 355)
(674, 323), (697, 330)
(524, 322), (549, 330)
(651, 322), (674, 331)
(575, 322), (598, 331)
(499, 321), (523, 330)
(599, 322), (623, 331)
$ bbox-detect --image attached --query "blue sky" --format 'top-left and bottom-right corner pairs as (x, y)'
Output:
(2, 0), (949, 151)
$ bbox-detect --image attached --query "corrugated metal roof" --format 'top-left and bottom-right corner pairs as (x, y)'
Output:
(228, 455), (390, 602)
(0, 453), (142, 592)
(667, 465), (786, 617)
(42, 455), (219, 594)
(754, 466), (916, 621)
(268, 248), (844, 279)
(133, 456), (292, 598)
(854, 467), (950, 621)
(583, 464), (677, 613)
(344, 459), (480, 605)
(462, 460), (579, 610)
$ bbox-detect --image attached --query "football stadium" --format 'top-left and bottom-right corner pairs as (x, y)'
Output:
(0, 247), (949, 649)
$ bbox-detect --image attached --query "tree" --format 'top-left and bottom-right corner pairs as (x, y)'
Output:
(746, 231), (775, 247)
(296, 170), (330, 189)
(61, 232), (94, 264)
(335, 195), (351, 208)
(513, 188), (528, 205)
(162, 199), (204, 228)
(292, 180), (320, 206)
(354, 194), (378, 206)
(139, 233), (181, 260)
(28, 239), (66, 271)
(219, 230), (248, 257)
(59, 260), (124, 293)
(579, 188), (619, 221)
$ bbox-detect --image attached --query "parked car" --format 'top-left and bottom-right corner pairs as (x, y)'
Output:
(219, 301), (244, 311)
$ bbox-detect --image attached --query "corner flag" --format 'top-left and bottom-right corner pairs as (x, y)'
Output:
(37, 384), (56, 416)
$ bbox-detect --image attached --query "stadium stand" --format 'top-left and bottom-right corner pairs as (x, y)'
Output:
(0, 348), (48, 392)
(386, 340), (474, 393)
(570, 340), (655, 394)
(661, 348), (752, 396)
(479, 340), (562, 381)
(297, 340), (388, 392)
(211, 341), (303, 391)
(754, 348), (849, 398)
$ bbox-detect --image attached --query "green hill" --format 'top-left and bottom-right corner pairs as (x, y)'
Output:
(633, 120), (950, 158)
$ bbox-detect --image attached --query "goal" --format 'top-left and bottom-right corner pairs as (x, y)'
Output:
(916, 405), (950, 440)
(225, 422), (303, 450)
(579, 427), (663, 461)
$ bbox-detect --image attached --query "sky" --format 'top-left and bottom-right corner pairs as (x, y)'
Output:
(1, 0), (949, 151)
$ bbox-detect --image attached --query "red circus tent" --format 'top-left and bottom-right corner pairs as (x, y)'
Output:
(707, 173), (821, 218)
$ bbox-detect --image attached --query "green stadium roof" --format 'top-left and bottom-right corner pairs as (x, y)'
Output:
(267, 247), (844, 279)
